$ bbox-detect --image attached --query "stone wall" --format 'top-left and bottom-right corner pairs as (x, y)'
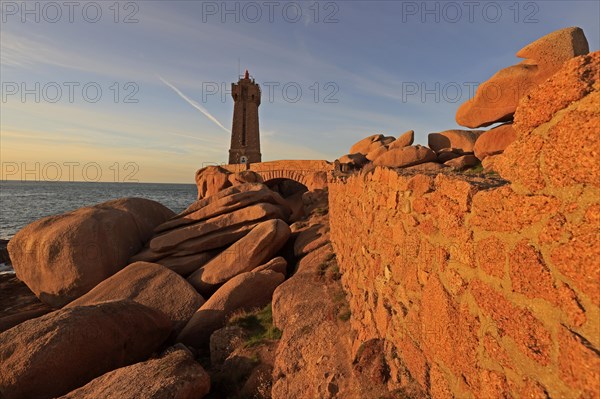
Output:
(329, 53), (599, 398)
(223, 159), (332, 174)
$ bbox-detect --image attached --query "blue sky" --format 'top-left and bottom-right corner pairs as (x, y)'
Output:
(1, 0), (598, 183)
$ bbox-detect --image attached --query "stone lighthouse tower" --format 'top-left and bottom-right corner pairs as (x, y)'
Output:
(229, 70), (261, 164)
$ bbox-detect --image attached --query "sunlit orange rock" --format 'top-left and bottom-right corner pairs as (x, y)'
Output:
(8, 198), (174, 307)
(456, 27), (589, 128)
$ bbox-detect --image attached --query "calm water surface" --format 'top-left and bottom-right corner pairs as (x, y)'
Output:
(0, 181), (197, 240)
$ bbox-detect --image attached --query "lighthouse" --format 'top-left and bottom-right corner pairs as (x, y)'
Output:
(228, 70), (261, 164)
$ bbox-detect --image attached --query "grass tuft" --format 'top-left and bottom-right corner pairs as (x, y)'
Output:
(228, 303), (282, 347)
(463, 163), (489, 175)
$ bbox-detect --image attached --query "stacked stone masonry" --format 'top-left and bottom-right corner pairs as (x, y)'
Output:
(329, 52), (599, 399)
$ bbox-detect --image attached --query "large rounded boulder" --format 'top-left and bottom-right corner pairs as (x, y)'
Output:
(0, 300), (172, 399)
(473, 123), (517, 160)
(59, 347), (210, 399)
(373, 145), (437, 168)
(177, 269), (285, 349)
(7, 198), (174, 307)
(349, 134), (385, 155)
(428, 130), (484, 153)
(456, 27), (589, 128)
(66, 261), (204, 332)
(195, 165), (232, 200)
(187, 219), (291, 296)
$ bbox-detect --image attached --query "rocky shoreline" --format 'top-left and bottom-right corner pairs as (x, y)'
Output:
(0, 182), (392, 398)
(1, 27), (598, 399)
(0, 239), (10, 268)
(0, 273), (51, 333)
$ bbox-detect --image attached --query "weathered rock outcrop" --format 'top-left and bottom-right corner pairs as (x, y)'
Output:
(365, 145), (388, 161)
(272, 245), (357, 398)
(481, 153), (501, 172)
(208, 327), (279, 398)
(149, 203), (287, 253)
(140, 224), (258, 265)
(339, 153), (369, 168)
(131, 184), (291, 280)
(0, 274), (52, 333)
(293, 222), (329, 257)
(147, 251), (217, 276)
(0, 239), (10, 265)
(497, 51), (600, 192)
(456, 27), (589, 128)
(255, 256), (287, 274)
(337, 29), (590, 176)
(0, 301), (171, 399)
(187, 219), (291, 295)
(2, 26), (596, 399)
(7, 198), (174, 307)
(195, 165), (233, 200)
(177, 269), (284, 349)
(428, 129), (484, 152)
(339, 134), (399, 166)
(339, 128), (491, 173)
(228, 170), (264, 186)
(473, 123), (517, 160)
(59, 347), (210, 399)
(349, 134), (390, 155)
(156, 183), (289, 233)
(341, 132), (418, 166)
(66, 261), (204, 331)
(271, 204), (390, 399)
(373, 145), (437, 168)
(388, 130), (414, 150)
(436, 148), (465, 163)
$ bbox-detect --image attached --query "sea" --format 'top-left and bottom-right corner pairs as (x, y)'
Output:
(0, 180), (197, 241)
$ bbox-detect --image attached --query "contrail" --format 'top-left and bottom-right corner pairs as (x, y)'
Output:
(158, 75), (230, 133)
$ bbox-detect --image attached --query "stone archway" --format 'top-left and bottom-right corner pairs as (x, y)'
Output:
(223, 160), (333, 192)
(263, 177), (309, 222)
(258, 169), (310, 188)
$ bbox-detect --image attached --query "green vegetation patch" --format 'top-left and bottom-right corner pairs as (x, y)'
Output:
(228, 303), (282, 347)
(463, 163), (484, 175)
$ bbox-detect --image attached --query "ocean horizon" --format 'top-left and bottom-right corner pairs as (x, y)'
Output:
(0, 180), (197, 240)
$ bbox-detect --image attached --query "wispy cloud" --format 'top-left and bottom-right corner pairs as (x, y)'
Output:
(260, 132), (332, 161)
(158, 75), (230, 134)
